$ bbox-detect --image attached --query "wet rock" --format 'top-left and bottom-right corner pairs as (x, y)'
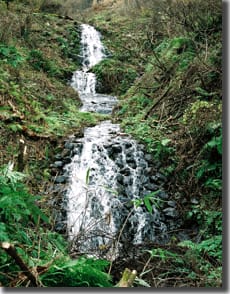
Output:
(137, 159), (147, 168)
(124, 142), (132, 148)
(115, 157), (124, 168)
(139, 144), (145, 150)
(144, 183), (159, 191)
(138, 175), (148, 185)
(144, 167), (152, 174)
(124, 201), (133, 209)
(112, 144), (122, 153)
(116, 183), (126, 195)
(53, 161), (64, 168)
(54, 153), (62, 160)
(116, 173), (123, 184)
(167, 200), (177, 207)
(123, 176), (133, 186)
(191, 198), (199, 204)
(120, 167), (131, 176)
(54, 175), (68, 184)
(128, 161), (137, 169)
(64, 142), (76, 150)
(61, 148), (71, 157)
(155, 172), (167, 183)
(144, 154), (152, 162)
(157, 191), (169, 200)
(163, 207), (178, 218)
(63, 157), (72, 164)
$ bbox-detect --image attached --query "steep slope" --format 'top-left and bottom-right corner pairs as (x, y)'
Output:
(0, 2), (111, 287)
(82, 0), (222, 287)
(0, 1), (107, 192)
(0, 0), (223, 288)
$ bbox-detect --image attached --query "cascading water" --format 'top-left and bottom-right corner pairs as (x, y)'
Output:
(61, 24), (180, 260)
(70, 24), (117, 114)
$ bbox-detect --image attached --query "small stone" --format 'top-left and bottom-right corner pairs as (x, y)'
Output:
(64, 142), (75, 150)
(163, 207), (178, 218)
(158, 191), (169, 199)
(53, 161), (64, 168)
(54, 175), (68, 184)
(167, 200), (177, 207)
(144, 154), (152, 162)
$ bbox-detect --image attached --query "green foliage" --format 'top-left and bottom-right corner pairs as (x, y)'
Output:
(39, 0), (63, 13)
(164, 37), (196, 71)
(0, 44), (23, 67)
(0, 0), (222, 288)
(40, 256), (112, 287)
(118, 95), (152, 116)
(2, 0), (14, 9)
(145, 248), (184, 264)
(151, 138), (175, 162)
(92, 58), (137, 95)
(186, 206), (222, 238)
(180, 236), (222, 262)
(0, 163), (49, 242)
(182, 101), (219, 128)
(0, 162), (112, 287)
(179, 236), (222, 286)
(42, 107), (100, 136)
(56, 27), (81, 64)
(27, 49), (60, 76)
(195, 125), (222, 192)
(133, 190), (167, 213)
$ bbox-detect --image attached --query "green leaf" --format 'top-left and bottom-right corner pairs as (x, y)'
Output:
(86, 168), (90, 185)
(134, 277), (151, 287)
(143, 197), (153, 214)
(161, 138), (171, 146)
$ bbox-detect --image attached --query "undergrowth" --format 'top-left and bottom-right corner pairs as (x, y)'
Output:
(86, 0), (222, 287)
(0, 0), (223, 288)
(0, 163), (112, 287)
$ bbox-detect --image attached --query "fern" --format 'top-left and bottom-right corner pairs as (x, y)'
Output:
(179, 235), (222, 262)
(0, 163), (49, 239)
(40, 256), (112, 287)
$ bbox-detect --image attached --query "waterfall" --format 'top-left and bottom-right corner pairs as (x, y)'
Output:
(61, 24), (179, 260)
(70, 24), (117, 114)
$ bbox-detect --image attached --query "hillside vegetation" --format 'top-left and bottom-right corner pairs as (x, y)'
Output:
(0, 0), (222, 288)
(0, 0), (110, 287)
(82, 0), (223, 287)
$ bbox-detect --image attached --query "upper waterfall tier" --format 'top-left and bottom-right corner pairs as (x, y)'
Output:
(70, 24), (117, 113)
(80, 24), (106, 70)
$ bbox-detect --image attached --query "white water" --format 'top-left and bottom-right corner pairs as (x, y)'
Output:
(65, 24), (170, 259)
(70, 24), (117, 113)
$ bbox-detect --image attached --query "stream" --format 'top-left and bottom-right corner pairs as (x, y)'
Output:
(52, 24), (181, 260)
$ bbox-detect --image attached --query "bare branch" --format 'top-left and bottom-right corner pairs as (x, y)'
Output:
(1, 242), (42, 287)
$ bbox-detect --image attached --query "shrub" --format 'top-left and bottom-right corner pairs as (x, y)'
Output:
(39, 0), (63, 13)
(0, 44), (23, 67)
(92, 58), (137, 95)
(27, 49), (60, 76)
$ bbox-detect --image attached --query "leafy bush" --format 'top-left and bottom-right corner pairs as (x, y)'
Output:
(40, 257), (112, 287)
(0, 163), (113, 287)
(0, 44), (23, 67)
(27, 49), (60, 76)
(56, 26), (81, 64)
(39, 0), (63, 13)
(92, 58), (137, 95)
(0, 162), (49, 242)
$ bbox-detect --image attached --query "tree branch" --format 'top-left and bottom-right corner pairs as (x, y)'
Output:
(1, 242), (42, 287)
(116, 268), (137, 287)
